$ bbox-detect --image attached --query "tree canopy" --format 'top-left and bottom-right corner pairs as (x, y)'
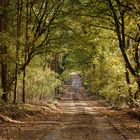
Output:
(0, 0), (140, 107)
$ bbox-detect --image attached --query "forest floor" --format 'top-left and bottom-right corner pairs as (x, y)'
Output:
(0, 86), (140, 140)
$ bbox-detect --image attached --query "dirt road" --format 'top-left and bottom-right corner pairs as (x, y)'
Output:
(42, 85), (126, 140)
(0, 76), (127, 140)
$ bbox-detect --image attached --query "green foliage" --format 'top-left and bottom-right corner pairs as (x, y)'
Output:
(25, 67), (62, 102)
(17, 56), (62, 103)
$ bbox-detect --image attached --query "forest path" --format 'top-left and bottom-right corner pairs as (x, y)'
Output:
(43, 74), (126, 140)
(41, 84), (126, 140)
(0, 75), (127, 140)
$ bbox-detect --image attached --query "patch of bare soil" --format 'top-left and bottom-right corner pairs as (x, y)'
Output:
(90, 96), (140, 140)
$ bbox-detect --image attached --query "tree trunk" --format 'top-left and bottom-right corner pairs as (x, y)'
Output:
(14, 0), (22, 103)
(0, 0), (9, 102)
(50, 53), (60, 95)
(51, 53), (59, 73)
(22, 68), (26, 103)
(125, 65), (134, 106)
(137, 78), (140, 97)
(22, 0), (29, 103)
(1, 62), (8, 102)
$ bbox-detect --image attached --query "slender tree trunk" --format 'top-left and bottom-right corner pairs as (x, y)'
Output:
(0, 0), (9, 102)
(134, 41), (140, 99)
(125, 65), (133, 106)
(22, 0), (29, 103)
(125, 39), (133, 106)
(51, 53), (59, 73)
(135, 78), (140, 99)
(51, 53), (60, 95)
(22, 68), (26, 103)
(14, 0), (22, 103)
(1, 62), (8, 102)
(39, 84), (44, 101)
